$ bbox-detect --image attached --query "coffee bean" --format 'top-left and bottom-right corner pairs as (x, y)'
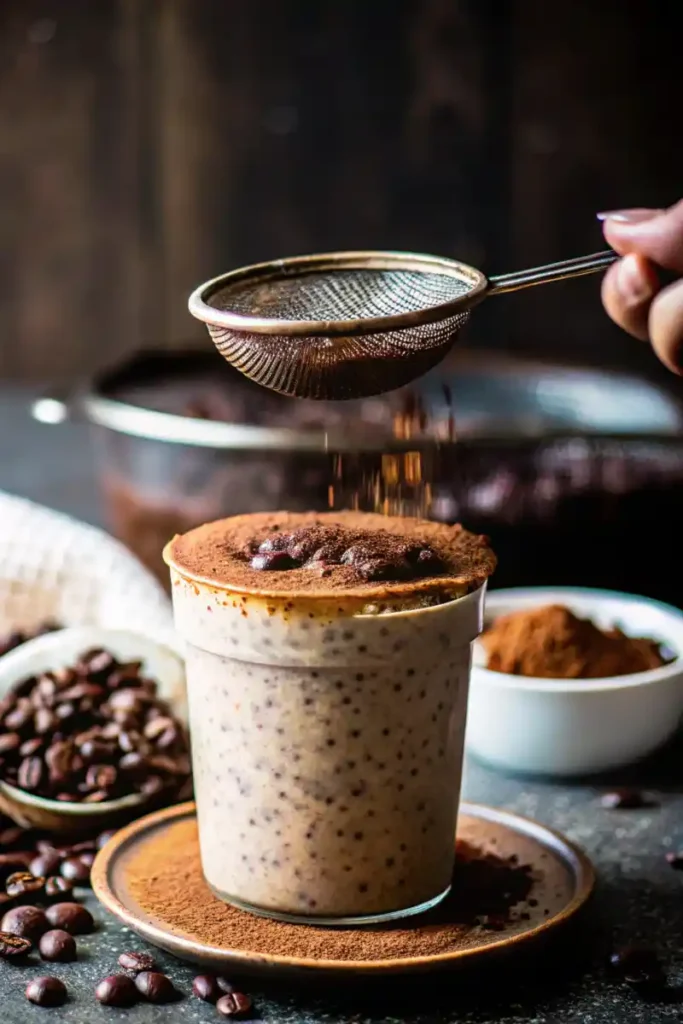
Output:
(609, 946), (664, 985)
(665, 852), (683, 869)
(26, 976), (67, 1007)
(17, 756), (43, 791)
(0, 929), (32, 958)
(81, 649), (116, 679)
(251, 550), (296, 571)
(144, 716), (175, 741)
(60, 857), (91, 884)
(601, 789), (651, 810)
(85, 763), (117, 790)
(140, 775), (164, 795)
(95, 974), (138, 1007)
(5, 703), (32, 731)
(39, 928), (77, 962)
(192, 974), (222, 1002)
(1, 906), (48, 939)
(19, 737), (43, 757)
(118, 949), (156, 973)
(34, 708), (57, 735)
(135, 971), (176, 1003)
(45, 902), (94, 934)
(96, 829), (118, 850)
(216, 991), (253, 1017)
(30, 852), (62, 878)
(44, 876), (74, 901)
(6, 871), (45, 899)
(217, 977), (236, 994)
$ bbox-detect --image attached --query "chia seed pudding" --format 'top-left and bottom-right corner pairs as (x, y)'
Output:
(164, 511), (496, 924)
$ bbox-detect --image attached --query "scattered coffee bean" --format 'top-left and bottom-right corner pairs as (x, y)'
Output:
(0, 930), (32, 958)
(610, 946), (665, 985)
(60, 856), (91, 884)
(30, 852), (62, 878)
(665, 852), (683, 870)
(5, 871), (45, 900)
(95, 974), (138, 1007)
(601, 789), (651, 810)
(45, 902), (94, 935)
(216, 991), (253, 1017)
(25, 976), (67, 1007)
(119, 950), (156, 973)
(193, 974), (222, 1003)
(39, 929), (77, 962)
(1, 905), (48, 940)
(135, 970), (176, 1003)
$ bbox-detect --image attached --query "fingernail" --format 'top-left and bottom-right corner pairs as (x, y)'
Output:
(616, 253), (655, 304)
(597, 208), (660, 224)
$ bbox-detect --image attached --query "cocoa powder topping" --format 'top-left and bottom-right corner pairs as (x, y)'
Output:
(165, 510), (496, 600)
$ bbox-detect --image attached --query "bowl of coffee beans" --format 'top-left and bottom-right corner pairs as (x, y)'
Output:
(0, 627), (190, 833)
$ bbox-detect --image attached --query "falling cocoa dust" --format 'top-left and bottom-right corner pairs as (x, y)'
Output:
(328, 387), (456, 518)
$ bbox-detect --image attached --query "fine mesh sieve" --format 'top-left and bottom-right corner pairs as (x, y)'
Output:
(189, 249), (618, 400)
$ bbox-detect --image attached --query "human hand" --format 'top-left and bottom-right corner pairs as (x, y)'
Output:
(599, 200), (683, 374)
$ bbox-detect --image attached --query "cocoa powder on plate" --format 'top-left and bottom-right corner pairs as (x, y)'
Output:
(125, 820), (535, 961)
(481, 604), (670, 679)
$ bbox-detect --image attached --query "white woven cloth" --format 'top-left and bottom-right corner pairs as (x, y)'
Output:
(0, 492), (174, 646)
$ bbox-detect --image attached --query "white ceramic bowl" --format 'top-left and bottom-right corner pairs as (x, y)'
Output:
(465, 587), (683, 777)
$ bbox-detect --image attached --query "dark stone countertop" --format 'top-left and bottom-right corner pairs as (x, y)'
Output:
(1, 385), (683, 1022)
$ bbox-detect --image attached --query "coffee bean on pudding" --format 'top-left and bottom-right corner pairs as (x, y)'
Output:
(192, 974), (222, 1002)
(95, 974), (138, 1007)
(0, 930), (32, 958)
(118, 950), (156, 973)
(44, 876), (73, 901)
(135, 970), (176, 1003)
(1, 906), (48, 940)
(39, 929), (77, 962)
(45, 902), (94, 934)
(60, 856), (91, 884)
(601, 789), (651, 810)
(30, 852), (62, 878)
(5, 871), (45, 900)
(26, 976), (67, 1007)
(216, 991), (253, 1017)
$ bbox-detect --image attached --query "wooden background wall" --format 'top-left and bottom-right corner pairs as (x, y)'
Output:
(0, 0), (681, 381)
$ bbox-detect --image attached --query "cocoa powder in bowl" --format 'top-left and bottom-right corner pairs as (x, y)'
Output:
(123, 819), (541, 963)
(481, 604), (671, 680)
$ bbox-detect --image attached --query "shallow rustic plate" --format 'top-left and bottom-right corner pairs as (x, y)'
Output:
(91, 800), (594, 977)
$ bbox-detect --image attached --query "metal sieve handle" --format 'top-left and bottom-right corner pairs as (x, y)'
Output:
(487, 249), (619, 295)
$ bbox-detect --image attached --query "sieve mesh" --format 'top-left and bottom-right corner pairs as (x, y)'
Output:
(217, 268), (475, 322)
(208, 311), (471, 400)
